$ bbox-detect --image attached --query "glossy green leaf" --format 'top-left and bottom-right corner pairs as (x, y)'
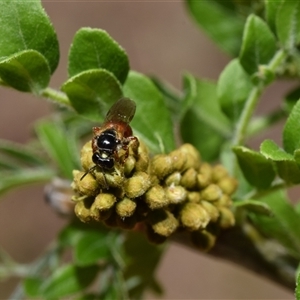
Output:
(180, 75), (231, 162)
(239, 14), (277, 74)
(185, 0), (244, 56)
(59, 222), (90, 248)
(234, 199), (273, 216)
(250, 190), (300, 259)
(0, 50), (50, 94)
(75, 231), (110, 266)
(283, 99), (300, 154)
(23, 277), (43, 297)
(265, 0), (283, 34)
(217, 59), (254, 122)
(0, 168), (54, 196)
(35, 120), (80, 179)
(68, 28), (129, 84)
(276, 0), (300, 50)
(233, 146), (275, 189)
(283, 86), (300, 113)
(123, 71), (175, 154)
(0, 0), (59, 73)
(260, 139), (300, 184)
(61, 69), (123, 122)
(0, 139), (46, 167)
(41, 264), (99, 299)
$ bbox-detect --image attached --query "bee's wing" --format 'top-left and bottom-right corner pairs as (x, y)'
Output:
(105, 97), (136, 124)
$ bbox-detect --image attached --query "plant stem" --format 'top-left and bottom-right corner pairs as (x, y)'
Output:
(41, 87), (73, 108)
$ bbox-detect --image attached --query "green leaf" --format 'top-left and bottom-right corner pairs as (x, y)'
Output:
(0, 168), (54, 196)
(296, 264), (300, 300)
(0, 139), (46, 167)
(180, 76), (231, 162)
(217, 59), (254, 122)
(239, 14), (277, 74)
(41, 264), (99, 299)
(260, 139), (300, 184)
(233, 146), (275, 189)
(61, 69), (123, 122)
(234, 199), (272, 216)
(283, 86), (300, 113)
(283, 99), (300, 154)
(0, 0), (59, 73)
(250, 190), (300, 259)
(276, 0), (300, 50)
(185, 0), (244, 56)
(35, 120), (80, 179)
(123, 71), (175, 154)
(0, 50), (50, 94)
(265, 0), (283, 34)
(68, 28), (129, 84)
(75, 231), (110, 266)
(23, 277), (44, 297)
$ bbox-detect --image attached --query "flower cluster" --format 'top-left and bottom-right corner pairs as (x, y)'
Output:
(72, 139), (237, 250)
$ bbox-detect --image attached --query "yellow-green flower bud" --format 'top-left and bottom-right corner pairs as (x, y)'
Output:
(146, 225), (167, 244)
(217, 177), (238, 196)
(218, 207), (235, 228)
(135, 141), (150, 172)
(93, 193), (116, 211)
(165, 185), (187, 205)
(169, 149), (187, 172)
(151, 154), (174, 179)
(74, 200), (92, 223)
(144, 185), (168, 210)
(179, 144), (201, 170)
(200, 184), (222, 201)
(179, 202), (210, 231)
(72, 170), (98, 197)
(165, 172), (181, 186)
(215, 194), (232, 208)
(197, 163), (212, 188)
(180, 168), (198, 189)
(80, 141), (94, 171)
(187, 192), (201, 203)
(124, 171), (151, 198)
(124, 155), (136, 177)
(90, 205), (112, 221)
(201, 200), (220, 222)
(191, 229), (216, 251)
(116, 197), (136, 218)
(148, 210), (179, 237)
(211, 164), (228, 182)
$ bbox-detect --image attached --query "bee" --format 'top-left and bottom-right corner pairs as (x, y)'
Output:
(81, 97), (139, 184)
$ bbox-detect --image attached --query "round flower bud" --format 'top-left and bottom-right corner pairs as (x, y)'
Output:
(215, 194), (232, 208)
(151, 154), (174, 180)
(146, 225), (167, 244)
(187, 192), (201, 203)
(90, 205), (112, 221)
(211, 164), (228, 182)
(218, 207), (235, 228)
(180, 168), (198, 189)
(135, 141), (150, 172)
(200, 184), (222, 201)
(198, 163), (212, 187)
(191, 230), (216, 251)
(179, 144), (201, 170)
(144, 185), (168, 210)
(116, 197), (137, 218)
(80, 141), (94, 171)
(169, 149), (187, 172)
(217, 177), (238, 196)
(72, 170), (98, 197)
(179, 202), (210, 231)
(201, 200), (220, 222)
(124, 155), (136, 177)
(74, 200), (92, 223)
(125, 172), (151, 198)
(148, 210), (179, 237)
(93, 193), (116, 211)
(165, 185), (187, 205)
(165, 172), (181, 186)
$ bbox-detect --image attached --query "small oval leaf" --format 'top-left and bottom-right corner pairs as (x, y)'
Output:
(239, 14), (277, 74)
(68, 28), (129, 84)
(0, 50), (50, 94)
(123, 71), (175, 154)
(61, 69), (123, 121)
